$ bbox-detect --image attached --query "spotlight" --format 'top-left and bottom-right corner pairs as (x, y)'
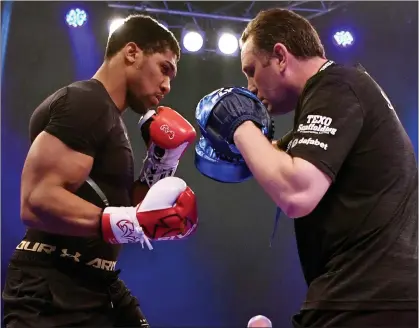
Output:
(333, 31), (354, 47)
(182, 27), (205, 53)
(66, 8), (87, 28)
(183, 31), (204, 52)
(217, 32), (239, 56)
(109, 18), (125, 35)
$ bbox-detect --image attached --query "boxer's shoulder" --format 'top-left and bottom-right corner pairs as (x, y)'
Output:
(64, 79), (117, 113)
(35, 79), (115, 118)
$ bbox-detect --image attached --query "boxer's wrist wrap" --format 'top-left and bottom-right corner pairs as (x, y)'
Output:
(139, 152), (179, 187)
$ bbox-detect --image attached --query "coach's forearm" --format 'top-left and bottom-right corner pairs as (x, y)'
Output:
(22, 185), (103, 237)
(272, 140), (280, 150)
(233, 122), (309, 218)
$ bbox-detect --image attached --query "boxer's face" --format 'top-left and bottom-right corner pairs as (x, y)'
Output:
(124, 43), (177, 114)
(241, 38), (297, 115)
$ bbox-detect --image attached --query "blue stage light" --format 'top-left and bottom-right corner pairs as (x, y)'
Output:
(66, 8), (88, 28)
(333, 31), (354, 47)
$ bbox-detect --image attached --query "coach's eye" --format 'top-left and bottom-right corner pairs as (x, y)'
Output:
(245, 67), (255, 78)
(161, 65), (170, 75)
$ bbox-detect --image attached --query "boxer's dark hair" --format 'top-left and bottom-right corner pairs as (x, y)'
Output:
(240, 8), (325, 59)
(105, 14), (180, 60)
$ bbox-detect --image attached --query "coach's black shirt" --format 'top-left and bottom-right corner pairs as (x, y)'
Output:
(19, 79), (134, 267)
(287, 64), (418, 311)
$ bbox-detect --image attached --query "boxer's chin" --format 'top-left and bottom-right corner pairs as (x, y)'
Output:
(129, 104), (149, 115)
(128, 98), (150, 115)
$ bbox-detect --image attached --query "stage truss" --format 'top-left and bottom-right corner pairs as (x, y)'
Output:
(107, 1), (351, 54)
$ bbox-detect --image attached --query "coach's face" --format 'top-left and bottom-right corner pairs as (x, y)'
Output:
(241, 38), (297, 115)
(124, 43), (177, 114)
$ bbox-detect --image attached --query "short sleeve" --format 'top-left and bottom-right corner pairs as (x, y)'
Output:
(288, 76), (364, 182)
(44, 87), (115, 157)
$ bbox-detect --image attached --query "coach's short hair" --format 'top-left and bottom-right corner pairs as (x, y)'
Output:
(240, 8), (325, 59)
(105, 14), (180, 60)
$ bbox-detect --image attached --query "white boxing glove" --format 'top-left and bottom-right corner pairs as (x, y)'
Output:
(101, 177), (198, 248)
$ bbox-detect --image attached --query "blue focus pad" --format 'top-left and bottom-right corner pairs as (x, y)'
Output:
(195, 87), (275, 183)
(194, 136), (252, 183)
(196, 87), (274, 159)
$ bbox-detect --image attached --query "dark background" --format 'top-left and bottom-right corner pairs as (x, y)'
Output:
(1, 1), (417, 327)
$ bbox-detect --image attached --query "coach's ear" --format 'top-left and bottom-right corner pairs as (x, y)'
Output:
(272, 43), (288, 72)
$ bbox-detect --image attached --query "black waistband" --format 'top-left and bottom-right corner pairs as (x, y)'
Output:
(10, 239), (119, 276)
(10, 249), (121, 284)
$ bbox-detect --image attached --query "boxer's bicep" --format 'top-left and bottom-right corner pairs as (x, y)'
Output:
(21, 132), (103, 236)
(20, 91), (113, 235)
(21, 132), (93, 214)
(23, 131), (93, 193)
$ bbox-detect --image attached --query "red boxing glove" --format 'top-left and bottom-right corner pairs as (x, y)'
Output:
(101, 177), (198, 247)
(138, 107), (196, 187)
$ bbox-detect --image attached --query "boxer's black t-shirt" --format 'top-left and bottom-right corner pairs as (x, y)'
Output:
(15, 79), (134, 271)
(287, 64), (418, 310)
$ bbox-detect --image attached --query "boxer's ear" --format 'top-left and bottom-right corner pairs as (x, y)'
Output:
(124, 42), (141, 65)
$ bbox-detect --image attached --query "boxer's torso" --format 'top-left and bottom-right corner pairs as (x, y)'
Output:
(292, 65), (418, 310)
(13, 79), (134, 274)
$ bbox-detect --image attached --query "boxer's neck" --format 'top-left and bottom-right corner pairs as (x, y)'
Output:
(93, 56), (128, 113)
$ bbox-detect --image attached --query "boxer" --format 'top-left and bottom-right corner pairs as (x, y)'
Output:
(3, 14), (197, 327)
(195, 8), (418, 328)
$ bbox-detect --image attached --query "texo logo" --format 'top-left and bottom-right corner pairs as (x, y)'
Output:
(306, 115), (332, 126)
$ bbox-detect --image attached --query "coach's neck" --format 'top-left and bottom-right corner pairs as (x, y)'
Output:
(292, 56), (329, 93)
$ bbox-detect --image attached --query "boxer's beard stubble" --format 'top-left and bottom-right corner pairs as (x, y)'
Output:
(126, 90), (148, 115)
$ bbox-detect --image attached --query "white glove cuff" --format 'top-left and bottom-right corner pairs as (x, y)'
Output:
(102, 207), (153, 250)
(138, 110), (156, 130)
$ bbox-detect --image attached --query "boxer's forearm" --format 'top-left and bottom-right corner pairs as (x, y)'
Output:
(22, 185), (102, 237)
(131, 179), (150, 205)
(233, 121), (313, 218)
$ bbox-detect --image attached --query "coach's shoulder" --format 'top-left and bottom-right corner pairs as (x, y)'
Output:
(304, 66), (354, 98)
(327, 65), (374, 87)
